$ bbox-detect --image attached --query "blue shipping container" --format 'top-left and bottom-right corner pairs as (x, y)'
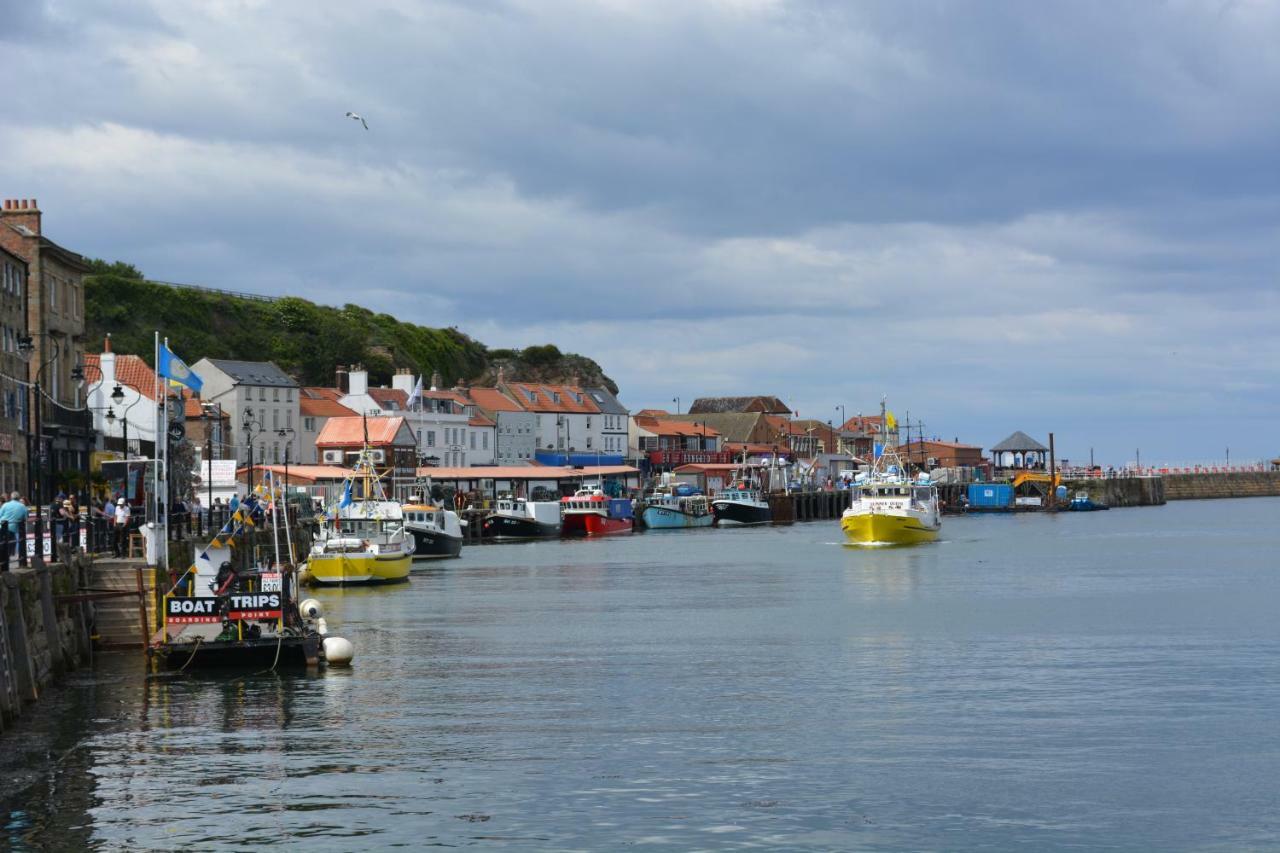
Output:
(967, 483), (1013, 509)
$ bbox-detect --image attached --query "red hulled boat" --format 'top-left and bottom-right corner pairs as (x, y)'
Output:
(560, 486), (635, 536)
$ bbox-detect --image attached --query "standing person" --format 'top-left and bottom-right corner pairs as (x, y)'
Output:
(113, 497), (132, 558)
(97, 496), (117, 554)
(0, 492), (28, 571)
(61, 499), (78, 549)
(49, 493), (66, 551)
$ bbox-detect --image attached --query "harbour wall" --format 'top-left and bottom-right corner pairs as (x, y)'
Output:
(1063, 476), (1166, 508)
(0, 558), (93, 733)
(1161, 472), (1280, 501)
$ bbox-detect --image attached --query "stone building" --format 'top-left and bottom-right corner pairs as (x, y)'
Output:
(0, 245), (29, 496)
(0, 198), (94, 499)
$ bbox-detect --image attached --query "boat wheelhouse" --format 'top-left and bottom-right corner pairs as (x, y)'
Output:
(403, 502), (465, 559)
(560, 485), (634, 536)
(481, 495), (562, 540)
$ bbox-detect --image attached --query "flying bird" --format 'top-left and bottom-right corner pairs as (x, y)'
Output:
(345, 111), (368, 130)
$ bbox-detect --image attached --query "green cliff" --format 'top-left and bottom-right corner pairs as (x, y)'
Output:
(85, 261), (617, 393)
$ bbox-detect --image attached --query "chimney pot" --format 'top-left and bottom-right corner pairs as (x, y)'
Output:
(19, 200), (27, 210)
(2, 200), (9, 210)
(104, 334), (112, 353)
(30, 199), (36, 209)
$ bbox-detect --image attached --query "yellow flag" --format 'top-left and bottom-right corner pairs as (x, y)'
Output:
(886, 411), (898, 431)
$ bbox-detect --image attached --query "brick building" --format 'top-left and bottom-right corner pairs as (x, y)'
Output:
(0, 245), (28, 496)
(0, 198), (94, 500)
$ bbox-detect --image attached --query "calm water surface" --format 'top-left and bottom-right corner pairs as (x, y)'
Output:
(3, 498), (1280, 850)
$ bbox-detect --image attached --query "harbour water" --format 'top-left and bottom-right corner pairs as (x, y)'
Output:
(3, 497), (1280, 850)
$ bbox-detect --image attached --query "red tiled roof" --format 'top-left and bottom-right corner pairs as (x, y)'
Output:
(468, 414), (495, 427)
(300, 395), (357, 418)
(235, 464), (353, 485)
(635, 408), (672, 417)
(897, 439), (983, 451)
(84, 353), (160, 401)
(422, 389), (469, 405)
(302, 386), (344, 402)
(466, 387), (524, 413)
(503, 382), (600, 414)
(316, 416), (413, 447)
(634, 416), (721, 438)
(183, 397), (229, 419)
(368, 388), (409, 408)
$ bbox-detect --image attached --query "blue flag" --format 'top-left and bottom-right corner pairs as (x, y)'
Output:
(158, 342), (203, 393)
(339, 481), (353, 509)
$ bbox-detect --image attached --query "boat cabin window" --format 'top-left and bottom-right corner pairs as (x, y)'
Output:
(912, 487), (932, 502)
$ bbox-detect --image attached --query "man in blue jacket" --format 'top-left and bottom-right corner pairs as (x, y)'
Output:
(0, 492), (30, 571)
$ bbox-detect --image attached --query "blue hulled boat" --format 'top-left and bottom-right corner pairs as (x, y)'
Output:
(642, 490), (714, 530)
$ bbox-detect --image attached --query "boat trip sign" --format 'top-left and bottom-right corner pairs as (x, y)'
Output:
(166, 597), (221, 624)
(166, 593), (283, 624)
(228, 593), (282, 621)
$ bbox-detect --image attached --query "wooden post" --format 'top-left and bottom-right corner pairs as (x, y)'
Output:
(1048, 432), (1057, 510)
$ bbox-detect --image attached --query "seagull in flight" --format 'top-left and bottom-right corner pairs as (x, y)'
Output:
(345, 111), (369, 130)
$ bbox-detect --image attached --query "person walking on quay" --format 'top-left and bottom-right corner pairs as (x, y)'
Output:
(1, 492), (29, 571)
(112, 497), (132, 558)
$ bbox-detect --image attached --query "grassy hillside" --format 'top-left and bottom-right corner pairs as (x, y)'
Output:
(85, 261), (617, 393)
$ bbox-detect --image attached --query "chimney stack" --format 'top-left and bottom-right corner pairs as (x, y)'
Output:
(430, 370), (442, 391)
(0, 198), (42, 235)
(335, 365), (349, 393)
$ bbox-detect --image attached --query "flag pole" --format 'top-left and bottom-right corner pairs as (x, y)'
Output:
(153, 331), (164, 572)
(160, 337), (170, 573)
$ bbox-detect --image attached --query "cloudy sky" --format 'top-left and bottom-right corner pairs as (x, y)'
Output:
(3, 0), (1277, 465)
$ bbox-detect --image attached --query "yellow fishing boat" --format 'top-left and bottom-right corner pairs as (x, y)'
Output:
(841, 403), (941, 546)
(306, 447), (412, 586)
(840, 484), (941, 545)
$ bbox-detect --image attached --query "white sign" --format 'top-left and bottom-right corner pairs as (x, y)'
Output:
(1015, 496), (1043, 507)
(261, 572), (282, 592)
(201, 459), (238, 488)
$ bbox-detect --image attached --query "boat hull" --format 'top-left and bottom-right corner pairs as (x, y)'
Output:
(712, 500), (772, 526)
(154, 635), (322, 669)
(408, 527), (463, 559)
(841, 512), (939, 545)
(482, 514), (561, 540)
(562, 513), (634, 536)
(642, 505), (714, 529)
(307, 551), (412, 585)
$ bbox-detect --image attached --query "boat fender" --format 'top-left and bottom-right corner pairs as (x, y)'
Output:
(323, 636), (354, 666)
(299, 598), (324, 620)
(316, 617), (329, 636)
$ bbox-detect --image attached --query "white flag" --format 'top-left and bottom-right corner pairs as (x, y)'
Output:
(406, 376), (424, 411)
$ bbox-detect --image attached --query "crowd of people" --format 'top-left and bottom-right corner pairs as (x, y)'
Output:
(0, 490), (141, 571)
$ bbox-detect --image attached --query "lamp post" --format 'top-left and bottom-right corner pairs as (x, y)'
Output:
(17, 333), (65, 567)
(277, 427), (296, 520)
(672, 397), (680, 415)
(242, 407), (263, 492)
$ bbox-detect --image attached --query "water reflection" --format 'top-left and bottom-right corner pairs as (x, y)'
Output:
(1, 500), (1279, 849)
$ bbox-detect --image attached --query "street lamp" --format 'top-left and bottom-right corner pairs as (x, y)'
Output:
(17, 333), (66, 567)
(242, 407), (264, 491)
(277, 427), (296, 519)
(106, 383), (143, 464)
(672, 397), (681, 415)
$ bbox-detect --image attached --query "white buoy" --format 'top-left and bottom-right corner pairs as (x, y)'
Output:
(299, 598), (323, 620)
(323, 636), (354, 666)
